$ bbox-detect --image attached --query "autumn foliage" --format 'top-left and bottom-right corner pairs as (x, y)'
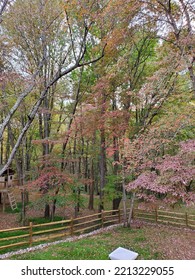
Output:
(126, 140), (195, 207)
(0, 0), (194, 218)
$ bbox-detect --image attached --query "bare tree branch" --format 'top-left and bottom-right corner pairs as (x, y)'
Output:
(0, 0), (10, 23)
(0, 61), (45, 141)
(65, 9), (77, 62)
(0, 41), (107, 176)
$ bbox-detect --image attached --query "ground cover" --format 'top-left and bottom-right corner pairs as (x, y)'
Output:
(6, 222), (195, 260)
(1, 197), (194, 259)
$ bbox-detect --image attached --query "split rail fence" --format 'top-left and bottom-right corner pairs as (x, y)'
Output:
(0, 208), (195, 253)
(0, 209), (120, 253)
(133, 208), (195, 228)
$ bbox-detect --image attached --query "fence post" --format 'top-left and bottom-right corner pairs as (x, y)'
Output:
(185, 213), (188, 227)
(118, 209), (121, 223)
(101, 210), (104, 228)
(155, 208), (158, 223)
(70, 218), (74, 236)
(29, 222), (33, 247)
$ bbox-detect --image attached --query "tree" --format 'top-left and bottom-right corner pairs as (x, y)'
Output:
(126, 139), (195, 207)
(0, 0), (10, 23)
(0, 0), (106, 176)
(139, 0), (195, 97)
(1, 0), (194, 220)
(27, 164), (73, 220)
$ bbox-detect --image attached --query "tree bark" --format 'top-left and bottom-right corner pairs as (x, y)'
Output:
(0, 0), (9, 23)
(99, 95), (107, 212)
(0, 66), (42, 142)
(44, 204), (50, 219)
(122, 176), (127, 227)
(88, 158), (95, 210)
(127, 192), (136, 228)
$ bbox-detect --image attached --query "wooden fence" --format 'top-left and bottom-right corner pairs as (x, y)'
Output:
(0, 209), (120, 252)
(133, 208), (195, 228)
(0, 208), (195, 253)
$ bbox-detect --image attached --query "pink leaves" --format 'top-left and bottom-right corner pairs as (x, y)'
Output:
(126, 139), (195, 206)
(127, 171), (157, 190)
(28, 166), (73, 191)
(106, 146), (116, 157)
(180, 139), (195, 153)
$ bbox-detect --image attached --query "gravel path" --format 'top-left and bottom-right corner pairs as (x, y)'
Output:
(0, 224), (121, 259)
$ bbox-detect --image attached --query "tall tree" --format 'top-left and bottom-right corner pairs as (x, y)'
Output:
(0, 0), (10, 23)
(0, 0), (106, 176)
(139, 0), (195, 97)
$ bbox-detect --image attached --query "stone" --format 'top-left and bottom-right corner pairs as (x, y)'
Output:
(109, 247), (138, 260)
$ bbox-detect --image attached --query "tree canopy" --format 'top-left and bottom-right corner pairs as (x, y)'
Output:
(0, 0), (194, 218)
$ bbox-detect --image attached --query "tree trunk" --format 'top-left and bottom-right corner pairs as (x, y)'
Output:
(84, 139), (89, 192)
(88, 133), (96, 210)
(99, 128), (106, 211)
(21, 190), (28, 226)
(112, 134), (122, 210)
(44, 203), (50, 219)
(50, 199), (56, 221)
(127, 192), (136, 228)
(88, 158), (95, 210)
(99, 94), (107, 212)
(112, 197), (122, 211)
(122, 178), (127, 227)
(0, 113), (3, 164)
(187, 64), (195, 99)
(74, 189), (80, 218)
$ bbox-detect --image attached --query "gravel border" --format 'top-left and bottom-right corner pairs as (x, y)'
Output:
(0, 224), (121, 259)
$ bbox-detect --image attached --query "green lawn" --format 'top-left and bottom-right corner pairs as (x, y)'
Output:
(8, 226), (163, 260)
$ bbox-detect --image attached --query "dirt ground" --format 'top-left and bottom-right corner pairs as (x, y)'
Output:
(0, 211), (19, 229)
(0, 204), (95, 229)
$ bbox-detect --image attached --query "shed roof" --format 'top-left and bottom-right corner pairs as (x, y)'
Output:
(0, 165), (15, 176)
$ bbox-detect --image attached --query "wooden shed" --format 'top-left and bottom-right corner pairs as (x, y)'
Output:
(0, 165), (17, 211)
(0, 165), (15, 188)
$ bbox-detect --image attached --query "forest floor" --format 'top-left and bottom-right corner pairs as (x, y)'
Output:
(0, 209), (19, 229)
(0, 204), (94, 229)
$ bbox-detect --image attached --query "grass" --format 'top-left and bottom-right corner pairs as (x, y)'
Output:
(29, 216), (65, 224)
(8, 227), (164, 260)
(5, 202), (23, 213)
(0, 215), (70, 255)
(0, 228), (30, 255)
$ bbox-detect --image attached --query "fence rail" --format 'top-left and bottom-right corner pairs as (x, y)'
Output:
(133, 208), (195, 228)
(0, 208), (195, 253)
(0, 209), (120, 252)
